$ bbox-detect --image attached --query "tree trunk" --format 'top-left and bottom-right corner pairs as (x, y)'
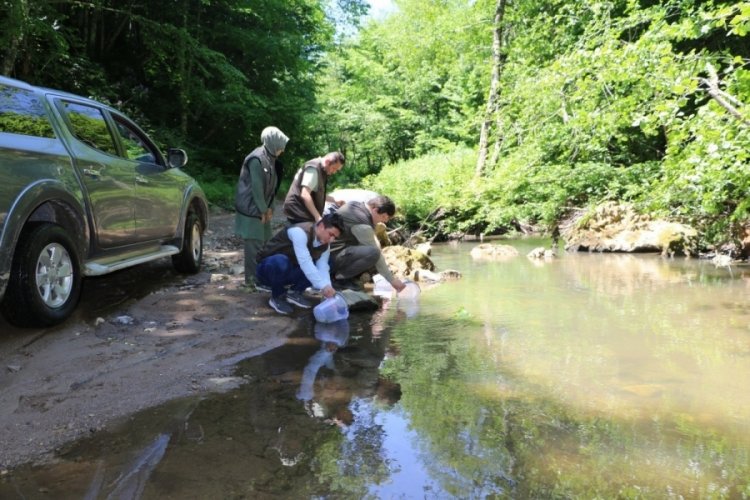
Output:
(1, 0), (30, 76)
(475, 0), (507, 177)
(178, 0), (192, 137)
(489, 110), (502, 167)
(177, 0), (202, 138)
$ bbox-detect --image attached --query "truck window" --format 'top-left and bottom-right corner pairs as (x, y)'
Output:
(0, 83), (56, 138)
(113, 116), (159, 164)
(61, 101), (119, 156)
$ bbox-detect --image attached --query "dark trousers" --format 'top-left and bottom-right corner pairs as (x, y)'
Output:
(256, 254), (311, 298)
(330, 245), (380, 280)
(243, 237), (263, 284)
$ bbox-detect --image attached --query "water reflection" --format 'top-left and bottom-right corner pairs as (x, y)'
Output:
(3, 241), (750, 498)
(296, 320), (351, 423)
(95, 433), (170, 499)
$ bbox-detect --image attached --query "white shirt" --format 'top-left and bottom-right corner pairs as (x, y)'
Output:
(287, 226), (332, 290)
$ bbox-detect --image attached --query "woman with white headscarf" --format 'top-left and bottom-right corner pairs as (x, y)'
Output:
(235, 126), (289, 287)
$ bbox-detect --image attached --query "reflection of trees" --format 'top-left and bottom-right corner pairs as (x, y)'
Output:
(382, 310), (750, 498)
(381, 314), (515, 496)
(313, 399), (390, 497)
(561, 252), (746, 297)
(0, 85), (56, 137)
(67, 111), (118, 155)
(0, 111), (55, 137)
(563, 253), (689, 296)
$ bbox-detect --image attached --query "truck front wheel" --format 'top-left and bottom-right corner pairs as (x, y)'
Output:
(171, 212), (203, 274)
(1, 223), (82, 327)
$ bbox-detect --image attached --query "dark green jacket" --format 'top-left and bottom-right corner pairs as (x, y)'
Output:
(235, 145), (277, 218)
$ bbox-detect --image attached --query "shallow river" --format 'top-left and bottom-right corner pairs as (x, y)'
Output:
(3, 239), (750, 498)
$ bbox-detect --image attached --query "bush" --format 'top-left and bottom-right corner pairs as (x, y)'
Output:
(195, 170), (236, 210)
(362, 148), (475, 230)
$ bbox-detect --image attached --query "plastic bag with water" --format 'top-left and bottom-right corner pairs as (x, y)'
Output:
(313, 293), (349, 323)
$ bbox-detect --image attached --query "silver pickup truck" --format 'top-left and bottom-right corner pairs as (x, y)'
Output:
(0, 76), (209, 327)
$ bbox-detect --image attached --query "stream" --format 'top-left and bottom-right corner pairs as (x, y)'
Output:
(2, 238), (749, 498)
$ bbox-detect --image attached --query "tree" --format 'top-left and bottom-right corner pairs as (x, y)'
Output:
(475, 0), (507, 177)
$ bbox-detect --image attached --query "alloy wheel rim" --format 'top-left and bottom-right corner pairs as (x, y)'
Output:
(35, 243), (74, 308)
(190, 223), (201, 261)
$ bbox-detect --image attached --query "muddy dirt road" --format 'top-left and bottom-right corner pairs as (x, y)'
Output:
(0, 211), (296, 471)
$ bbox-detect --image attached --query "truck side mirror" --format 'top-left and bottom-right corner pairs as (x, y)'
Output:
(167, 148), (188, 168)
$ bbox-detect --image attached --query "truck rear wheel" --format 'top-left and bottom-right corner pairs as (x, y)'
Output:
(1, 223), (82, 327)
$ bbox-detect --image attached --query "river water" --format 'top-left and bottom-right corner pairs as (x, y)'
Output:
(2, 239), (750, 498)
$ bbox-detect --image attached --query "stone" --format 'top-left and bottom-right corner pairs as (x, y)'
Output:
(414, 242), (432, 256)
(469, 243), (519, 260)
(339, 289), (379, 312)
(561, 202), (697, 256)
(527, 247), (556, 260)
(381, 245), (436, 280)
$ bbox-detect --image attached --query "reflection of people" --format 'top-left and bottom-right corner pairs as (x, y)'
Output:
(235, 126), (289, 286)
(329, 196), (406, 293)
(374, 377), (402, 408)
(256, 213), (343, 315)
(283, 152), (345, 224)
(296, 320), (350, 401)
(369, 296), (411, 338)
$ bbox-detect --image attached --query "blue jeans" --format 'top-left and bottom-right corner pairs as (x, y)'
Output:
(256, 254), (311, 298)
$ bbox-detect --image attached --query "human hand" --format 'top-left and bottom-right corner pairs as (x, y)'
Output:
(391, 278), (407, 292)
(321, 285), (336, 298)
(262, 208), (273, 223)
(335, 199), (345, 207)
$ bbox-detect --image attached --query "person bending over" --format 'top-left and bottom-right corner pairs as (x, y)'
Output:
(329, 195), (406, 293)
(283, 152), (345, 224)
(256, 213), (344, 315)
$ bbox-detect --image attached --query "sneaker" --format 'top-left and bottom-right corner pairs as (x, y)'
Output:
(333, 278), (363, 291)
(286, 290), (313, 309)
(269, 296), (293, 315)
(243, 279), (270, 293)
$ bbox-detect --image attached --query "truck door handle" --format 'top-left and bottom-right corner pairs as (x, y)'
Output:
(136, 175), (149, 185)
(83, 168), (101, 178)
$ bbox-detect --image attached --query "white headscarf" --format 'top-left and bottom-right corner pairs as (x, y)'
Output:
(261, 126), (289, 156)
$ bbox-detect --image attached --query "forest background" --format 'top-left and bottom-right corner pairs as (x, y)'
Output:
(1, 0), (749, 252)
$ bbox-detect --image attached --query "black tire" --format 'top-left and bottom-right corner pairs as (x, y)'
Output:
(1, 223), (82, 327)
(172, 212), (203, 274)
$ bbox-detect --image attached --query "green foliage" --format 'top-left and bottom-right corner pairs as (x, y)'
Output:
(312, 0), (490, 173)
(195, 170), (236, 210)
(0, 0), (348, 187)
(349, 0), (750, 249)
(3, 0), (750, 249)
(362, 147), (475, 229)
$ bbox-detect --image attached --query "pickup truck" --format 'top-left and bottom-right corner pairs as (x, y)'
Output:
(0, 75), (209, 327)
